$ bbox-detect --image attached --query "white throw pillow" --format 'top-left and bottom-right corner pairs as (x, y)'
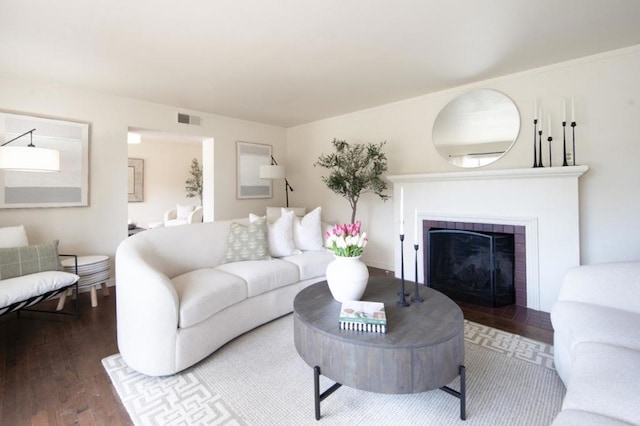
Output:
(176, 204), (195, 220)
(0, 225), (29, 248)
(266, 206), (307, 223)
(288, 206), (323, 251)
(250, 211), (298, 257)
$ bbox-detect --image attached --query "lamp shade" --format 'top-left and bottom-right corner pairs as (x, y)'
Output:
(0, 146), (60, 172)
(259, 164), (285, 179)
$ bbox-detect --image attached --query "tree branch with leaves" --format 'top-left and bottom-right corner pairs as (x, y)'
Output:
(314, 139), (390, 223)
(185, 158), (203, 204)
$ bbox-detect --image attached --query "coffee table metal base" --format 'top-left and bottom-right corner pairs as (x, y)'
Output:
(312, 364), (466, 421)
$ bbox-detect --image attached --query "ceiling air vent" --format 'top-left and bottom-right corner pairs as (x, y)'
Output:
(177, 113), (201, 126)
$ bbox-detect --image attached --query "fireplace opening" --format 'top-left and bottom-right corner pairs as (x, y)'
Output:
(427, 229), (515, 307)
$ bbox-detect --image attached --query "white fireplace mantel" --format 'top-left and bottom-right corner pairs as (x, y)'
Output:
(387, 165), (589, 183)
(387, 165), (589, 313)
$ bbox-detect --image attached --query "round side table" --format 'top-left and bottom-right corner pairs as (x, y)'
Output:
(57, 255), (111, 309)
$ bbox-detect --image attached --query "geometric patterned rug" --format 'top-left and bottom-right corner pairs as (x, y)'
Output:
(103, 315), (563, 425)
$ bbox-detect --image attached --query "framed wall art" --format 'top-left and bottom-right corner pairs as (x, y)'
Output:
(0, 112), (90, 208)
(128, 158), (144, 202)
(236, 141), (272, 199)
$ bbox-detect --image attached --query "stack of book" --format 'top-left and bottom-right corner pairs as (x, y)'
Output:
(339, 300), (387, 333)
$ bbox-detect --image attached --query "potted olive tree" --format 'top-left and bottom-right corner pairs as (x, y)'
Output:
(314, 138), (390, 223)
(185, 158), (203, 204)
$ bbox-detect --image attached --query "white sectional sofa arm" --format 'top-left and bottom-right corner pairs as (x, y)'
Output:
(558, 261), (640, 313)
(551, 261), (640, 425)
(116, 243), (181, 376)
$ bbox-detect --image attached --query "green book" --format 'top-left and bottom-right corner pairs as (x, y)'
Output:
(339, 300), (386, 333)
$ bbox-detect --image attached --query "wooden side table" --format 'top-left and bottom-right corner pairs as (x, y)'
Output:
(57, 255), (111, 309)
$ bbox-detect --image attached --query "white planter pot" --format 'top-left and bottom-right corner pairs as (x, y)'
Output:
(326, 255), (369, 302)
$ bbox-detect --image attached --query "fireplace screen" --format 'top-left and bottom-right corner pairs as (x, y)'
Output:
(427, 229), (515, 307)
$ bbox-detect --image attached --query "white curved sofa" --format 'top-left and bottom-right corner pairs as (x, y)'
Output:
(116, 218), (333, 376)
(550, 261), (640, 425)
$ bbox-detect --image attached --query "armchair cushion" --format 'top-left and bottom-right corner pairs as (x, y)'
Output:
(176, 204), (195, 220)
(165, 205), (203, 226)
(0, 241), (62, 280)
(0, 270), (78, 309)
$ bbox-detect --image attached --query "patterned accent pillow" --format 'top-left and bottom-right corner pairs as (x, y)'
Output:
(222, 217), (271, 263)
(0, 240), (62, 280)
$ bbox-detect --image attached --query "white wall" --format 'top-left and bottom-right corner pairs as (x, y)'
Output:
(0, 79), (287, 263)
(127, 141), (202, 228)
(286, 45), (640, 271)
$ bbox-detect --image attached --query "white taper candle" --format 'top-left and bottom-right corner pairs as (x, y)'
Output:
(399, 186), (404, 235)
(414, 209), (418, 245)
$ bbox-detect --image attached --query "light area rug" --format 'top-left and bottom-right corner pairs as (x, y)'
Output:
(103, 315), (565, 425)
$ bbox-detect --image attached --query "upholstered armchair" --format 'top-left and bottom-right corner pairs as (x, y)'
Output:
(164, 205), (203, 227)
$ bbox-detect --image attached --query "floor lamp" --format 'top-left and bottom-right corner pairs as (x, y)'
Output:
(259, 156), (294, 207)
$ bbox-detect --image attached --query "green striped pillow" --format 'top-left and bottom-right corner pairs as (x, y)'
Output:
(0, 241), (62, 280)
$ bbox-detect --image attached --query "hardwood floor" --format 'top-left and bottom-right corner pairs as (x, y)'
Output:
(0, 272), (553, 425)
(369, 268), (554, 345)
(0, 291), (131, 426)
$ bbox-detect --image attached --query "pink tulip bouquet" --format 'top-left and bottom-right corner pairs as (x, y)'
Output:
(325, 221), (368, 257)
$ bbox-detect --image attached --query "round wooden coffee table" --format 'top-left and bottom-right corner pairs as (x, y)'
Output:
(293, 276), (466, 420)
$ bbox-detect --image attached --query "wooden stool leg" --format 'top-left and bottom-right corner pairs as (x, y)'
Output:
(56, 291), (68, 311)
(90, 286), (98, 307)
(101, 282), (110, 297)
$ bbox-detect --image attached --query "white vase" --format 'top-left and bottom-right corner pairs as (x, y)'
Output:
(326, 255), (369, 302)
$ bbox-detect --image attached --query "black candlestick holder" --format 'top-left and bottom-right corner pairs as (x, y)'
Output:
(571, 121), (577, 165)
(397, 234), (410, 307)
(532, 119), (538, 168)
(537, 129), (544, 167)
(562, 121), (568, 166)
(411, 244), (423, 303)
(547, 135), (553, 167)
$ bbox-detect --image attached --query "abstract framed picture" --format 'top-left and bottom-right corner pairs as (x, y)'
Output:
(236, 141), (272, 199)
(128, 158), (144, 202)
(0, 112), (89, 208)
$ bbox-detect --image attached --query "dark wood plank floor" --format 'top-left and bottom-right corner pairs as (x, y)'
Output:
(0, 291), (132, 426)
(0, 270), (553, 425)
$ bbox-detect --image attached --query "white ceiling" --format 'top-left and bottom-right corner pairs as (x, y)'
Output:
(2, 0), (640, 128)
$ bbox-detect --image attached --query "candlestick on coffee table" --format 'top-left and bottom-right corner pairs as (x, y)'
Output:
(411, 243), (423, 303)
(397, 234), (409, 307)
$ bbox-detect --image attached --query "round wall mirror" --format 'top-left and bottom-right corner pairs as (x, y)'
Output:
(432, 89), (520, 168)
